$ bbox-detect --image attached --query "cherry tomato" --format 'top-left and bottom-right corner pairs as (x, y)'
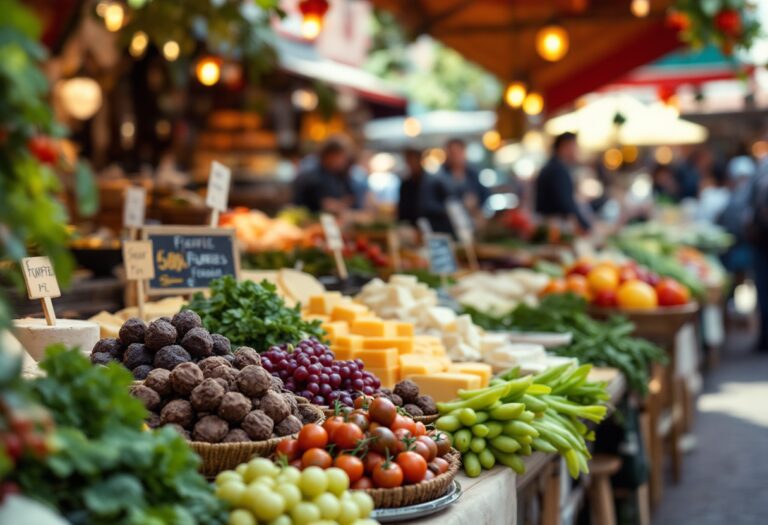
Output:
(347, 412), (369, 432)
(391, 415), (417, 435)
(396, 451), (427, 484)
(301, 447), (333, 469)
(323, 416), (345, 437)
(27, 136), (58, 165)
(334, 454), (364, 483)
(354, 395), (372, 410)
(368, 397), (397, 427)
(364, 451), (385, 475)
(368, 421), (381, 433)
(369, 427), (398, 456)
(275, 438), (300, 461)
(411, 440), (432, 462)
(413, 421), (427, 436)
(290, 458), (303, 469)
(394, 428), (412, 453)
(416, 436), (438, 462)
(593, 289), (618, 308)
(431, 432), (451, 457)
(424, 469), (436, 481)
(373, 461), (404, 488)
(333, 422), (364, 450)
(351, 476), (374, 490)
(297, 424), (328, 451)
(429, 457), (450, 475)
(618, 266), (638, 283)
(655, 278), (690, 307)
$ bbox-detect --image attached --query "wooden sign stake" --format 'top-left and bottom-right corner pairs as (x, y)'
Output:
(207, 161), (231, 228)
(388, 228), (402, 271)
(20, 256), (61, 327)
(320, 213), (348, 280)
(465, 242), (480, 272)
(41, 297), (57, 326)
(209, 209), (220, 228)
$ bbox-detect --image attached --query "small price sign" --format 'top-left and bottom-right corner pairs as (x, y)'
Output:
(123, 240), (155, 320)
(445, 200), (479, 270)
(320, 213), (348, 279)
(123, 186), (146, 230)
(21, 256), (60, 325)
(207, 161), (231, 226)
(427, 234), (458, 276)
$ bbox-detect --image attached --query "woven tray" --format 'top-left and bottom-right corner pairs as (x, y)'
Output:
(321, 407), (439, 425)
(365, 449), (461, 508)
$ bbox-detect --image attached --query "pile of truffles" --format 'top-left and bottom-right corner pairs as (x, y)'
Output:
(89, 310), (233, 379)
(375, 379), (437, 417)
(130, 347), (322, 443)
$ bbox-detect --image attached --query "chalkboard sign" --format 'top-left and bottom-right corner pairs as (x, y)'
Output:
(427, 234), (458, 275)
(142, 226), (239, 295)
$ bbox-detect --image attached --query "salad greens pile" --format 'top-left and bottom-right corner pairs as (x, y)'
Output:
(185, 276), (326, 351)
(15, 345), (226, 525)
(465, 294), (666, 395)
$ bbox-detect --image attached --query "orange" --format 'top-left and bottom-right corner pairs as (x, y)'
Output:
(565, 274), (591, 299)
(616, 280), (658, 310)
(587, 265), (620, 293)
(540, 278), (567, 296)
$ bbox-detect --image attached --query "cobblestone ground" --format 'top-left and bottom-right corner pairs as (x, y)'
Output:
(653, 333), (768, 525)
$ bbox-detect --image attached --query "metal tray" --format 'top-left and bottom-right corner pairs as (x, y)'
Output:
(370, 480), (462, 523)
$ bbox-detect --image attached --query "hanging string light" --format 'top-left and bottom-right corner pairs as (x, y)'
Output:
(196, 56), (222, 86)
(162, 41), (180, 61)
(298, 0), (330, 40)
(129, 31), (148, 57)
(103, 2), (125, 32)
(535, 25), (569, 62)
(522, 92), (544, 116)
(504, 82), (528, 108)
(631, 0), (650, 18)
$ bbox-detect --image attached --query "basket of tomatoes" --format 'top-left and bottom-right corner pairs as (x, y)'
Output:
(275, 397), (461, 508)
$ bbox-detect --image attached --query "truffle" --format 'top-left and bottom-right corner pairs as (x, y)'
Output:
(159, 316), (173, 324)
(145, 368), (173, 397)
(241, 410), (274, 441)
(233, 347), (261, 369)
(379, 388), (393, 397)
(210, 334), (231, 356)
(90, 352), (113, 366)
(236, 365), (272, 397)
(119, 317), (147, 345)
(212, 378), (229, 391)
(222, 354), (236, 366)
(181, 327), (214, 360)
(123, 343), (153, 370)
(209, 366), (239, 391)
(274, 415), (303, 436)
(283, 393), (299, 416)
(144, 319), (178, 351)
(146, 412), (162, 429)
(297, 404), (321, 424)
(198, 356), (232, 378)
(222, 428), (251, 443)
(171, 310), (202, 337)
(415, 395), (437, 415)
(270, 375), (284, 393)
(394, 380), (419, 404)
(260, 391), (290, 423)
(170, 362), (204, 395)
(160, 399), (194, 429)
(131, 384), (161, 411)
(250, 397), (262, 410)
(390, 394), (403, 407)
(190, 378), (226, 412)
(403, 404), (424, 417)
(132, 365), (153, 380)
(217, 392), (252, 423)
(192, 415), (229, 443)
(166, 423), (191, 440)
(93, 338), (123, 359)
(153, 345), (191, 371)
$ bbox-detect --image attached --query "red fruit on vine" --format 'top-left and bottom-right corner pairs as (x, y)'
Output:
(27, 136), (58, 165)
(2, 434), (23, 461)
(715, 9), (742, 37)
(666, 10), (691, 31)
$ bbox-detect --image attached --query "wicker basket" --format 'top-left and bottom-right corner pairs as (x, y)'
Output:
(321, 407), (439, 425)
(190, 404), (324, 477)
(364, 449), (461, 508)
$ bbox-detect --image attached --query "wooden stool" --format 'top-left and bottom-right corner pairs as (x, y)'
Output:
(588, 454), (622, 525)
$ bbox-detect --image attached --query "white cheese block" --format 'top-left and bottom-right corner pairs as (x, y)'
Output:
(426, 307), (457, 329)
(278, 269), (325, 306)
(387, 286), (415, 309)
(389, 274), (419, 287)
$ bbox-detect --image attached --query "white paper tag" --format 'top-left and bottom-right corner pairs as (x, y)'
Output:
(446, 200), (473, 245)
(206, 161), (231, 212)
(320, 213), (344, 251)
(123, 241), (155, 281)
(21, 256), (61, 299)
(123, 187), (146, 228)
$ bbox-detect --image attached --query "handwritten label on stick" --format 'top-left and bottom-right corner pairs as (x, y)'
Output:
(123, 187), (147, 229)
(427, 234), (458, 275)
(446, 200), (474, 245)
(320, 214), (344, 251)
(21, 257), (61, 300)
(123, 241), (155, 281)
(206, 161), (231, 212)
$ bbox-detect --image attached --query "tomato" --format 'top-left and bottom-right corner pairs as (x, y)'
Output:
(394, 428), (413, 453)
(368, 422), (381, 433)
(565, 274), (591, 299)
(354, 395), (372, 410)
(369, 427), (398, 456)
(27, 136), (58, 165)
(396, 451), (427, 484)
(416, 436), (438, 462)
(364, 451), (385, 474)
(290, 458), (303, 469)
(566, 260), (593, 277)
(540, 278), (567, 296)
(323, 415), (345, 437)
(411, 440), (432, 462)
(368, 397), (397, 427)
(429, 457), (450, 475)
(333, 422), (364, 450)
(301, 447), (333, 469)
(334, 454), (364, 483)
(275, 438), (301, 461)
(413, 421), (427, 436)
(587, 265), (619, 294)
(616, 280), (658, 310)
(431, 432), (451, 457)
(715, 8), (742, 36)
(655, 278), (690, 307)
(297, 424), (328, 451)
(618, 265), (638, 283)
(351, 476), (374, 490)
(372, 461), (404, 488)
(593, 289), (618, 308)
(390, 415), (417, 435)
(347, 412), (369, 433)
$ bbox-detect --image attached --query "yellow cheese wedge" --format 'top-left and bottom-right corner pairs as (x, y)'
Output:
(366, 366), (400, 389)
(354, 347), (399, 369)
(322, 321), (349, 340)
(448, 362), (493, 387)
(332, 347), (355, 360)
(408, 373), (481, 402)
(334, 335), (365, 350)
(394, 322), (415, 337)
(330, 303), (370, 323)
(350, 318), (397, 337)
(278, 269), (325, 306)
(399, 354), (445, 377)
(307, 292), (344, 315)
(362, 337), (414, 355)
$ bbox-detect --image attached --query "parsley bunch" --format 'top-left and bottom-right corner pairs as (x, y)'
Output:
(185, 276), (326, 352)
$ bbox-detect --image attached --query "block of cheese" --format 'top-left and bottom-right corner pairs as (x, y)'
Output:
(278, 269), (325, 306)
(436, 356), (453, 370)
(334, 335), (365, 350)
(322, 321), (349, 340)
(362, 336), (414, 355)
(366, 366), (400, 389)
(354, 347), (399, 368)
(332, 347), (355, 360)
(89, 311), (124, 338)
(394, 322), (415, 337)
(308, 292), (343, 315)
(448, 362), (493, 387)
(408, 373), (481, 402)
(331, 303), (370, 323)
(400, 354), (445, 377)
(425, 307), (457, 329)
(350, 318), (397, 337)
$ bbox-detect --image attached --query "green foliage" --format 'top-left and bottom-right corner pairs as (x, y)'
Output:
(674, 0), (762, 51)
(17, 346), (227, 525)
(243, 248), (376, 277)
(185, 276), (326, 351)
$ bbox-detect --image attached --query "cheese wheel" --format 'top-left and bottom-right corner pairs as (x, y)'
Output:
(13, 318), (100, 362)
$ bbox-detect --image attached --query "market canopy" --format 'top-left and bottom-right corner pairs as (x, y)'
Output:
(370, 0), (681, 112)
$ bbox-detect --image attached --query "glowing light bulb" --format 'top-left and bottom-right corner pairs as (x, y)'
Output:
(162, 41), (180, 61)
(536, 25), (569, 62)
(522, 92), (544, 116)
(130, 31), (148, 57)
(196, 57), (221, 87)
(504, 82), (527, 108)
(104, 3), (125, 32)
(301, 15), (323, 40)
(482, 130), (502, 151)
(403, 117), (422, 137)
(631, 0), (650, 18)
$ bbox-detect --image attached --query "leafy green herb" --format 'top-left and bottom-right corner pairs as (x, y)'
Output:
(185, 276), (326, 351)
(465, 294), (666, 395)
